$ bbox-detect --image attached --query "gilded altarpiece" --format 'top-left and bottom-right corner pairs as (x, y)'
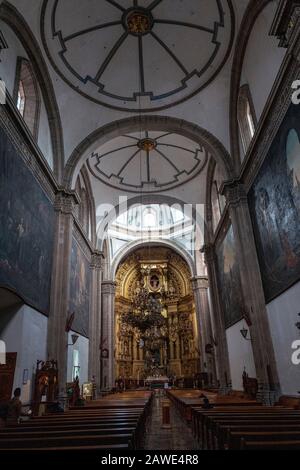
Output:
(114, 247), (200, 381)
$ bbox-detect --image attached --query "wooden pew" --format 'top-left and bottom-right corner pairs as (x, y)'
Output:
(228, 430), (300, 450)
(0, 390), (153, 451)
(192, 407), (300, 450)
(240, 439), (300, 450)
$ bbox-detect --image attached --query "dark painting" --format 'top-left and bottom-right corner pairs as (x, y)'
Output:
(216, 224), (244, 328)
(249, 103), (300, 302)
(0, 126), (54, 313)
(68, 238), (90, 337)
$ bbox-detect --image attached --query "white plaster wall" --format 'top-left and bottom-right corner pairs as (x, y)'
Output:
(67, 331), (89, 385)
(0, 304), (48, 403)
(226, 319), (256, 391)
(240, 2), (286, 123)
(267, 281), (300, 396)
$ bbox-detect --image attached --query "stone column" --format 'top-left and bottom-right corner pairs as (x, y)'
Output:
(191, 276), (217, 386)
(201, 244), (232, 394)
(221, 180), (280, 404)
(47, 189), (79, 395)
(88, 250), (103, 395)
(101, 280), (116, 390)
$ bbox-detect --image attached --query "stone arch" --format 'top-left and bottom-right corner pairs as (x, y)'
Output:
(0, 1), (64, 180)
(110, 239), (196, 281)
(229, 0), (272, 170)
(63, 115), (235, 189)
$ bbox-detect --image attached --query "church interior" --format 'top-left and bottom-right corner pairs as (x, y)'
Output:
(1, 0), (300, 455)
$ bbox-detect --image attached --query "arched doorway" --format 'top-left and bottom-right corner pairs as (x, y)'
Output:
(114, 246), (201, 388)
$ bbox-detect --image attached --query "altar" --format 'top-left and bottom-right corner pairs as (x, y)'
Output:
(145, 376), (169, 389)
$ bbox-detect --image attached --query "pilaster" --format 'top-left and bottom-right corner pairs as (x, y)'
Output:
(191, 276), (217, 386)
(47, 189), (79, 394)
(201, 244), (232, 394)
(101, 280), (116, 390)
(88, 250), (103, 395)
(221, 179), (280, 403)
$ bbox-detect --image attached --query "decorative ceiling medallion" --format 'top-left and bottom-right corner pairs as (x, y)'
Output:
(124, 8), (154, 36)
(137, 137), (157, 152)
(87, 131), (208, 193)
(41, 0), (234, 112)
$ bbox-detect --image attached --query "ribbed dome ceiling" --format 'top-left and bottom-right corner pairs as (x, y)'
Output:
(87, 131), (208, 193)
(41, 0), (234, 111)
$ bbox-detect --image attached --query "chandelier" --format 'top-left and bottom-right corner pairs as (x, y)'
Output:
(121, 282), (166, 333)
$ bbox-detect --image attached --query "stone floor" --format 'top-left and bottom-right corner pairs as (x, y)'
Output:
(144, 394), (199, 450)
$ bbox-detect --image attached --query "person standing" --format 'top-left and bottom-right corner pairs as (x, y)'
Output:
(6, 388), (23, 425)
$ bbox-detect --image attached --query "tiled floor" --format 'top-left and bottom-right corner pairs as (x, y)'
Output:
(144, 394), (199, 450)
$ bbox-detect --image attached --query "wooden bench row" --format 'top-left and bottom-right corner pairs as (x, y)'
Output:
(167, 389), (259, 422)
(0, 391), (153, 452)
(191, 406), (300, 450)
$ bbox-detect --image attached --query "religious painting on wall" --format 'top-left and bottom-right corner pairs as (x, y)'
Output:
(68, 238), (90, 337)
(216, 223), (244, 328)
(0, 126), (55, 313)
(249, 103), (300, 302)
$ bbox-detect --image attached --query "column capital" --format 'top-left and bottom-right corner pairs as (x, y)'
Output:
(102, 280), (117, 295)
(90, 250), (104, 270)
(191, 276), (209, 290)
(220, 179), (247, 207)
(54, 188), (80, 215)
(200, 243), (215, 263)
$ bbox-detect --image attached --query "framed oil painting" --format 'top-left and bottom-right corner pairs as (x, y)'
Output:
(216, 223), (244, 328)
(0, 126), (55, 313)
(68, 238), (90, 337)
(249, 103), (300, 302)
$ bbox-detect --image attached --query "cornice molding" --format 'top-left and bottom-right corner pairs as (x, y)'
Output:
(102, 280), (117, 295)
(220, 179), (248, 207)
(200, 244), (216, 264)
(54, 188), (79, 214)
(191, 276), (209, 290)
(90, 250), (104, 270)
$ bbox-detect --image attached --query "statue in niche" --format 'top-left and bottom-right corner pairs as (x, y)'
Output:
(183, 337), (190, 354)
(124, 341), (129, 357)
(150, 274), (160, 290)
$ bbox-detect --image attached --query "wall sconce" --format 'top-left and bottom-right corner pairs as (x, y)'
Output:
(240, 326), (252, 341)
(67, 334), (79, 347)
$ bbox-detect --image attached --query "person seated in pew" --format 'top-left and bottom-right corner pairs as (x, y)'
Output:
(199, 393), (214, 409)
